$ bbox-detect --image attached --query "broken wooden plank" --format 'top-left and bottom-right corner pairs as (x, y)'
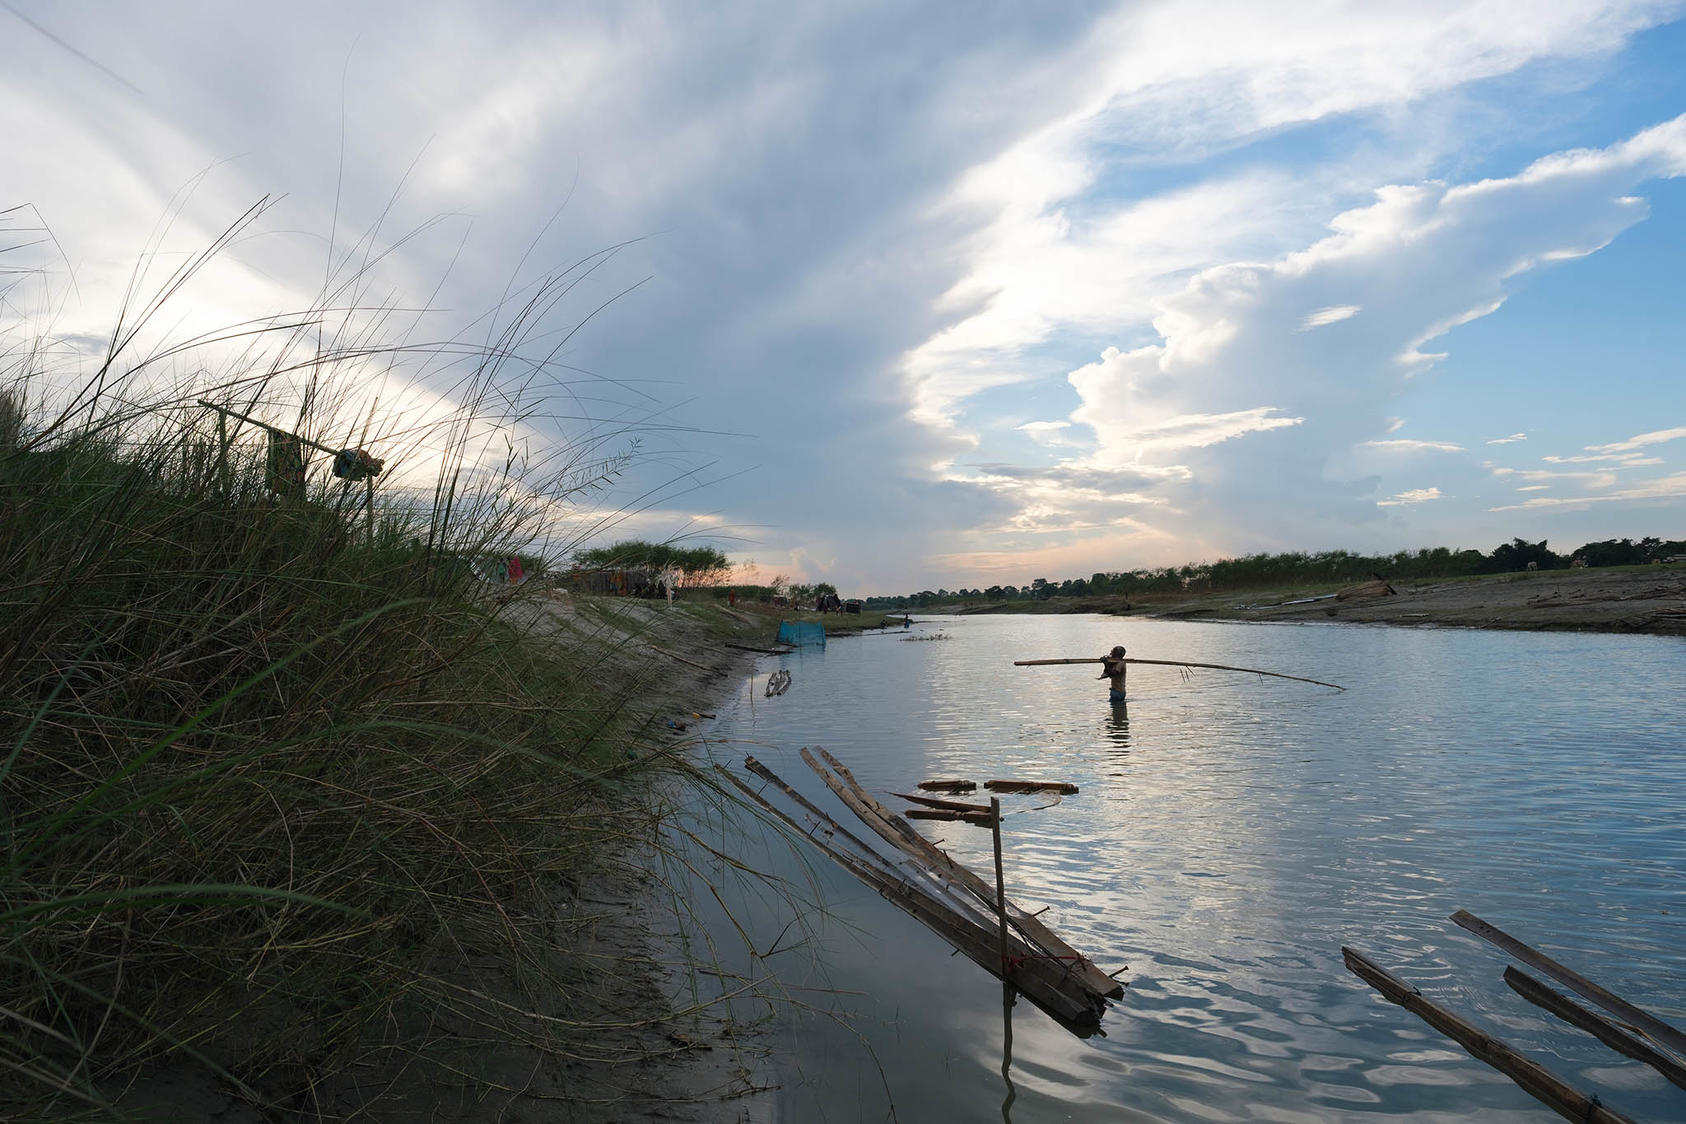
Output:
(811, 748), (1124, 1002)
(1342, 947), (1635, 1124)
(1505, 967), (1686, 1093)
(894, 791), (992, 814)
(917, 778), (976, 792)
(985, 779), (1079, 795)
(1451, 909), (1686, 1058)
(906, 808), (997, 826)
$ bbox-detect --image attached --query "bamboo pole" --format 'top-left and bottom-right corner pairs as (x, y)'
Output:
(1342, 947), (1635, 1124)
(196, 399), (338, 454)
(1013, 656), (1345, 691)
(991, 798), (1010, 978)
(1451, 910), (1686, 1058)
(1504, 967), (1686, 1092)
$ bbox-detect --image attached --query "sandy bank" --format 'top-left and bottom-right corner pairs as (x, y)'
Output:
(1145, 565), (1686, 635)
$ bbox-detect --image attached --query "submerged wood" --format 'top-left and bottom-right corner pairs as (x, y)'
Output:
(894, 792), (992, 814)
(1012, 656), (1345, 691)
(807, 747), (1124, 1003)
(1505, 967), (1686, 1092)
(1342, 947), (1635, 1124)
(906, 808), (997, 826)
(985, 780), (1079, 795)
(917, 778), (976, 792)
(1450, 910), (1686, 1059)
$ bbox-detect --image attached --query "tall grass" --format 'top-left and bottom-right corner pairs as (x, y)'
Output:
(0, 208), (754, 1118)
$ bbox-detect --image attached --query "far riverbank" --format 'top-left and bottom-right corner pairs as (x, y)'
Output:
(949, 564), (1686, 636)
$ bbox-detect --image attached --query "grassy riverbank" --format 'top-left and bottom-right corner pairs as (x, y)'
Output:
(0, 412), (802, 1118)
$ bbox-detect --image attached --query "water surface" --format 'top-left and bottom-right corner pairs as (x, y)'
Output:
(683, 616), (1686, 1122)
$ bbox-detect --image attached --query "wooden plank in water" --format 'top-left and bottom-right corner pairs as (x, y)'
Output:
(1342, 947), (1635, 1124)
(985, 779), (1079, 795)
(918, 778), (976, 792)
(894, 791), (992, 814)
(1451, 910), (1686, 1058)
(811, 748), (1124, 1001)
(906, 808), (997, 826)
(1505, 967), (1686, 1092)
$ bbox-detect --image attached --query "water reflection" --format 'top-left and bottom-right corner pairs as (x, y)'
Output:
(1104, 702), (1131, 759)
(1001, 981), (1018, 1122)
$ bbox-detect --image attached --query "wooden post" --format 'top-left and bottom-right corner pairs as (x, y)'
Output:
(991, 798), (1010, 979)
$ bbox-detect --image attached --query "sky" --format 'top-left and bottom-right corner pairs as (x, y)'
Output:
(5, 1), (1686, 594)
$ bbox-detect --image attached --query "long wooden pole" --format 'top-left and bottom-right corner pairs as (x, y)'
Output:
(1013, 656), (1345, 691)
(1451, 909), (1686, 1057)
(1342, 946), (1635, 1124)
(1504, 967), (1686, 1092)
(991, 797), (1010, 980)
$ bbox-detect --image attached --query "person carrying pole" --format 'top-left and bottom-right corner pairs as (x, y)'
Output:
(1099, 646), (1128, 705)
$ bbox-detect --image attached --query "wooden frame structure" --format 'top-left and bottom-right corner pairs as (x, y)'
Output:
(725, 747), (1124, 1036)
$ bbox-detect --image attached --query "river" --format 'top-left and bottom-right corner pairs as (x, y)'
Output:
(677, 615), (1686, 1122)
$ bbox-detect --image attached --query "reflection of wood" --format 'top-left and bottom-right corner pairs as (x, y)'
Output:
(1451, 910), (1686, 1058)
(1505, 967), (1686, 1092)
(985, 780), (1079, 795)
(1342, 947), (1635, 1124)
(894, 792), (991, 814)
(1013, 657), (1345, 691)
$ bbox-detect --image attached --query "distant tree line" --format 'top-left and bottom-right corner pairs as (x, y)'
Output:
(863, 536), (1686, 609)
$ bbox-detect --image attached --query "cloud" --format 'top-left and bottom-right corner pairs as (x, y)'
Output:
(1583, 424), (1686, 453)
(9, 2), (1686, 592)
(1378, 487), (1444, 506)
(1490, 471), (1686, 510)
(1362, 439), (1465, 453)
(1300, 305), (1361, 330)
(1487, 432), (1528, 444)
(1025, 109), (1686, 552)
(1543, 452), (1665, 465)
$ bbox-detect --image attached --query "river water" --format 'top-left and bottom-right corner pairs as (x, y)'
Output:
(679, 615), (1686, 1122)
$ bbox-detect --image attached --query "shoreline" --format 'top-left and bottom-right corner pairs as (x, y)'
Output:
(949, 565), (1686, 637)
(490, 592), (887, 1123)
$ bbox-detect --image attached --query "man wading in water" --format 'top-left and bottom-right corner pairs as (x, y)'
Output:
(1099, 645), (1128, 704)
